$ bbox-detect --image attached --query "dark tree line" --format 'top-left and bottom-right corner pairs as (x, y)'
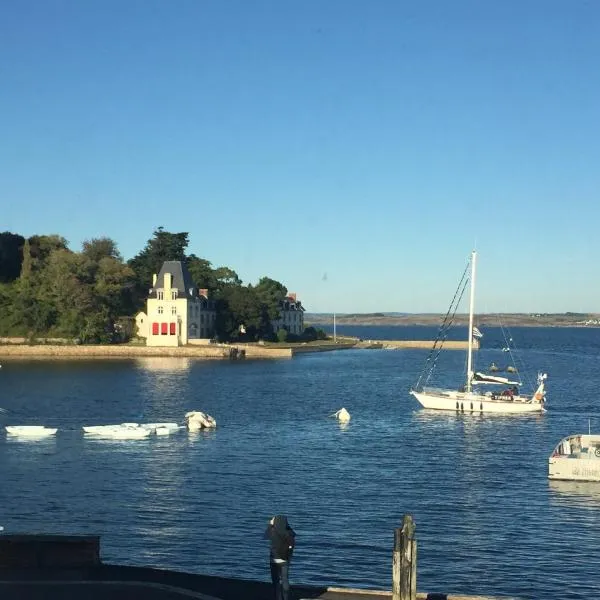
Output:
(0, 227), (317, 343)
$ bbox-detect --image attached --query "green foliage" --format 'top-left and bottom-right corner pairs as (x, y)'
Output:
(128, 227), (190, 311)
(0, 227), (298, 344)
(255, 277), (288, 321)
(276, 328), (288, 343)
(0, 231), (25, 283)
(301, 326), (318, 341)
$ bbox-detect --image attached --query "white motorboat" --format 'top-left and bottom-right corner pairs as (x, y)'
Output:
(549, 433), (600, 482)
(410, 251), (547, 414)
(5, 425), (58, 437)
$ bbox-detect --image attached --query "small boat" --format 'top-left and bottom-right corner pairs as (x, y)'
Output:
(141, 422), (180, 435)
(5, 426), (58, 437)
(549, 433), (600, 481)
(185, 411), (217, 431)
(410, 251), (547, 414)
(83, 423), (150, 439)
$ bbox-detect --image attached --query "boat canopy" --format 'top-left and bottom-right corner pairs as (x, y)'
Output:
(472, 372), (521, 386)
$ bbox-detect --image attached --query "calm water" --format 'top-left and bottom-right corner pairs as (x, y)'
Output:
(1, 326), (599, 599)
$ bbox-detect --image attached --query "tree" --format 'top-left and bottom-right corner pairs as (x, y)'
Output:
(82, 237), (122, 262)
(255, 277), (288, 321)
(28, 235), (69, 270)
(0, 231), (25, 283)
(187, 254), (217, 291)
(128, 227), (190, 310)
(128, 227), (189, 286)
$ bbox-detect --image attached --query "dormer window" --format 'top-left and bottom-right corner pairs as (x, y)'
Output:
(157, 291), (164, 300)
(171, 290), (178, 300)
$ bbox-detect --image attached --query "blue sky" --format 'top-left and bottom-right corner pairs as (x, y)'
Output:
(2, 1), (599, 313)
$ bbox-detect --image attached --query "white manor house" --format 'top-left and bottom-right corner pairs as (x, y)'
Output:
(135, 261), (216, 347)
(136, 260), (305, 346)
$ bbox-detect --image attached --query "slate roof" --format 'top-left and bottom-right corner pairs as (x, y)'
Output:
(150, 261), (197, 297)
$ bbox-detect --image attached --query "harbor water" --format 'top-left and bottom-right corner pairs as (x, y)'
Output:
(0, 326), (599, 599)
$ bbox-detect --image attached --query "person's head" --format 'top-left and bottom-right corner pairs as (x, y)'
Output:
(270, 514), (289, 532)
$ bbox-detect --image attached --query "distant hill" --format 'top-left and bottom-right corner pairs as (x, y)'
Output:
(304, 312), (600, 327)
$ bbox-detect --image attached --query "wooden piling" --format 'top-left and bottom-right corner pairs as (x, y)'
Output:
(393, 514), (417, 600)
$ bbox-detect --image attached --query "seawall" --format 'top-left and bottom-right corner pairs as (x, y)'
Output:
(0, 343), (292, 360)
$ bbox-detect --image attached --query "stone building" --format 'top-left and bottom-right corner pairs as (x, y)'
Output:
(271, 293), (305, 335)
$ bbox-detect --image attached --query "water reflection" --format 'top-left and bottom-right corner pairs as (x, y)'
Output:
(548, 480), (600, 508)
(135, 357), (192, 372)
(4, 433), (58, 449)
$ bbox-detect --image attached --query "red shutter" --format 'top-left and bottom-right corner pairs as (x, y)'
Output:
(161, 322), (168, 335)
(152, 322), (159, 335)
(170, 322), (176, 335)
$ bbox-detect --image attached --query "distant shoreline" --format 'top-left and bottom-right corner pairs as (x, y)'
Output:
(305, 313), (600, 328)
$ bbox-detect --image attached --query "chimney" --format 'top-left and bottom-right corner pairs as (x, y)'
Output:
(288, 292), (296, 302)
(199, 288), (208, 298)
(152, 274), (157, 287)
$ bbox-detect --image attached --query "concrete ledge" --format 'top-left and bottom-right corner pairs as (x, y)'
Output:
(0, 535), (100, 568)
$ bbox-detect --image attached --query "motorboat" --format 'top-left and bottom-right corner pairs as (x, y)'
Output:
(5, 425), (58, 437)
(549, 434), (600, 481)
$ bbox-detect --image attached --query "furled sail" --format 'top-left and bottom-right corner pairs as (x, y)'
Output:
(472, 372), (520, 386)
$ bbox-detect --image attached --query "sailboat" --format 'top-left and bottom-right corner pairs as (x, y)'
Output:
(410, 251), (547, 414)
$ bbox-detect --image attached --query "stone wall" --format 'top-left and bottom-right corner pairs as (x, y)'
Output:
(0, 343), (293, 360)
(0, 344), (230, 359)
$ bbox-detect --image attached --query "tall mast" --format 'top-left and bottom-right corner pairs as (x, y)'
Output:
(466, 250), (477, 392)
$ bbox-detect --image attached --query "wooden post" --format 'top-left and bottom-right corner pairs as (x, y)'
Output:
(393, 514), (417, 600)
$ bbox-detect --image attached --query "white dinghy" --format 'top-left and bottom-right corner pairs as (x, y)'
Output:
(5, 426), (58, 438)
(185, 411), (217, 431)
(330, 408), (351, 423)
(141, 422), (181, 435)
(82, 423), (151, 439)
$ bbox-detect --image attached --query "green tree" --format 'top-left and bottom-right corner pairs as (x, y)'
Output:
(0, 232), (25, 283)
(82, 237), (122, 263)
(187, 254), (217, 292)
(128, 227), (190, 310)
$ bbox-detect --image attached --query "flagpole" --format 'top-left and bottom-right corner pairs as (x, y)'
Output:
(333, 311), (336, 344)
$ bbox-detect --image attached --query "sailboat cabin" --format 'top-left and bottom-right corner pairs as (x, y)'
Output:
(135, 261), (216, 347)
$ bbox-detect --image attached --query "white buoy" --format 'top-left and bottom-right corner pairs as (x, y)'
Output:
(330, 408), (351, 423)
(185, 411), (217, 431)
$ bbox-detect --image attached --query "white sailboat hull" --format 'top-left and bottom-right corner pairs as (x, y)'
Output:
(410, 390), (544, 414)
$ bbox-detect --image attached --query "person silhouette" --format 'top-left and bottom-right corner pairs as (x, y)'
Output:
(264, 515), (296, 600)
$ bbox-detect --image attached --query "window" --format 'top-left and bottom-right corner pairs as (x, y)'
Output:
(161, 322), (168, 335)
(157, 291), (164, 300)
(170, 322), (176, 335)
(171, 290), (178, 300)
(158, 306), (163, 314)
(152, 322), (159, 335)
(171, 306), (177, 315)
